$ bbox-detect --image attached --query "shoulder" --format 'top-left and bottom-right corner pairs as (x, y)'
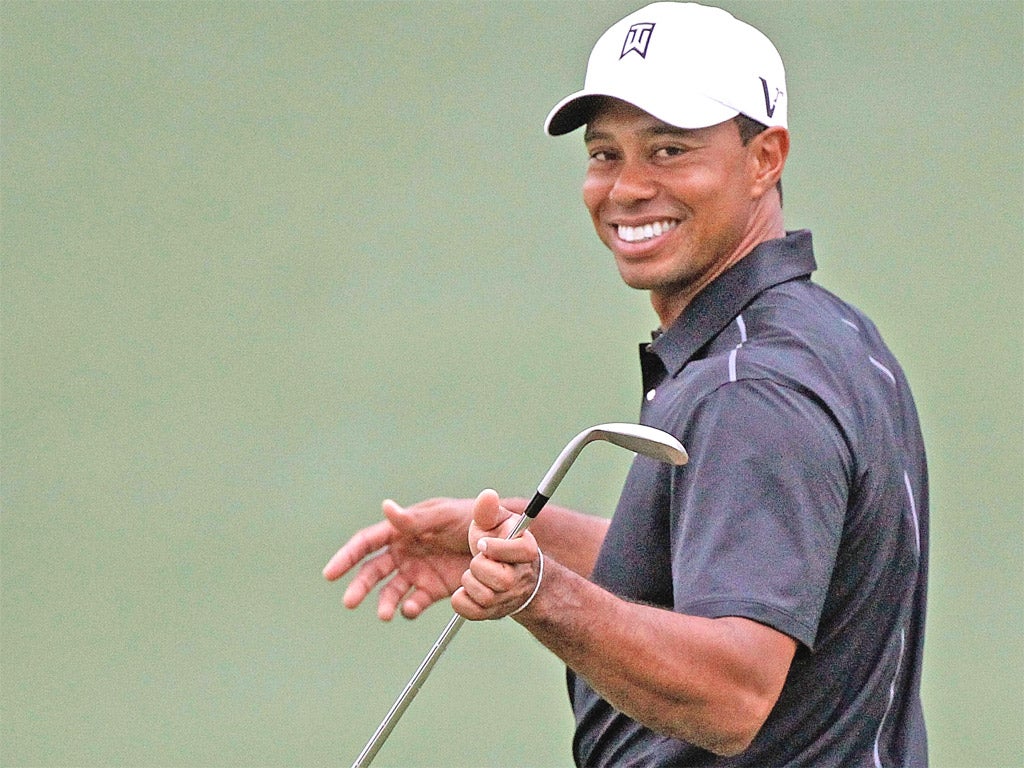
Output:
(717, 279), (903, 404)
(650, 278), (913, 457)
(669, 279), (868, 397)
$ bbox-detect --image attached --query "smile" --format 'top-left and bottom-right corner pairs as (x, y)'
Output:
(616, 219), (680, 243)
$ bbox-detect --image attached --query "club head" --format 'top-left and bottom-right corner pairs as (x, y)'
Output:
(537, 423), (687, 497)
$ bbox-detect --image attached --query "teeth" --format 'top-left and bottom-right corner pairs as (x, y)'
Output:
(618, 220), (679, 243)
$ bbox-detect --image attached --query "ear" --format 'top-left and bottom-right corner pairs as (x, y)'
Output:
(748, 126), (789, 199)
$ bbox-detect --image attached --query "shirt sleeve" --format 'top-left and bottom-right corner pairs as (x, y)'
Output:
(670, 378), (851, 650)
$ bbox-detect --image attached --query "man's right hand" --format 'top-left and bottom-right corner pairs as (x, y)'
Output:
(322, 498), (475, 621)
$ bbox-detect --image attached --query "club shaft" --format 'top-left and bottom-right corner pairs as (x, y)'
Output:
(351, 491), (548, 767)
(351, 612), (467, 768)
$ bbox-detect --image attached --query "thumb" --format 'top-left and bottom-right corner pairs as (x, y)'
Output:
(380, 499), (407, 528)
(472, 488), (510, 536)
(381, 498), (423, 534)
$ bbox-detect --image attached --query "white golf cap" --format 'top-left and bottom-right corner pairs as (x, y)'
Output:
(545, 2), (787, 135)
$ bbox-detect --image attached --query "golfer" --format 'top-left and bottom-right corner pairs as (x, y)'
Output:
(324, 2), (929, 765)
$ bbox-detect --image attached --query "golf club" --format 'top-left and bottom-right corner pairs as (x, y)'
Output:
(351, 423), (687, 768)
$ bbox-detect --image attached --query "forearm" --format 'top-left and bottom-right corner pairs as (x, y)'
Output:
(516, 559), (793, 756)
(500, 497), (609, 578)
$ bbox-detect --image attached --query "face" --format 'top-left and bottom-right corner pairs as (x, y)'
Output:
(583, 100), (777, 319)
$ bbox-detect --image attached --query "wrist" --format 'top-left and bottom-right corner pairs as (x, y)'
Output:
(510, 547), (544, 616)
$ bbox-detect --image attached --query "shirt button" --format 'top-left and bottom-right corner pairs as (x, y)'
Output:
(646, 389), (657, 401)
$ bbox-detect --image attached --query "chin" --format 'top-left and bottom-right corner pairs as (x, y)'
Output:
(614, 262), (672, 292)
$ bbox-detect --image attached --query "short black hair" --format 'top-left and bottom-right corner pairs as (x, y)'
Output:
(735, 114), (768, 144)
(734, 115), (783, 204)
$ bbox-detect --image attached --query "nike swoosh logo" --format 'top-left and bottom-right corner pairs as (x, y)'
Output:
(760, 77), (781, 118)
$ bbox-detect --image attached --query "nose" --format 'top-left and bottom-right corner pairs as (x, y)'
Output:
(608, 158), (656, 206)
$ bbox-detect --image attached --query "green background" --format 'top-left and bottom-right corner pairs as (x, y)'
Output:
(2, 1), (1021, 765)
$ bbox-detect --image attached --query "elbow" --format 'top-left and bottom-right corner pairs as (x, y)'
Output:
(683, 693), (775, 757)
(709, 730), (759, 758)
(699, 719), (765, 758)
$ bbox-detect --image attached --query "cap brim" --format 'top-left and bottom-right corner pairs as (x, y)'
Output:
(545, 89), (740, 136)
(544, 91), (603, 136)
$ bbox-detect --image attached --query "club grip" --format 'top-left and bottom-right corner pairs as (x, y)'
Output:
(522, 491), (550, 518)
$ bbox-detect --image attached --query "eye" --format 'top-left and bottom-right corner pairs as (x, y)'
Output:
(588, 148), (617, 162)
(654, 145), (687, 158)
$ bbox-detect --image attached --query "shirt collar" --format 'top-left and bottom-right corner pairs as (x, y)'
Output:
(649, 229), (817, 376)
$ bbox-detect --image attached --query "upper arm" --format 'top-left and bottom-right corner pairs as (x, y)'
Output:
(672, 379), (850, 649)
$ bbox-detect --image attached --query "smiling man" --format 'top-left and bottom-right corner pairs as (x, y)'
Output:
(324, 3), (929, 765)
(580, 99), (788, 329)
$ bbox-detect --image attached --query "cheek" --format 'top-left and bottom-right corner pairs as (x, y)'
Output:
(581, 178), (600, 216)
(673, 168), (746, 223)
(581, 184), (608, 240)
(667, 165), (719, 202)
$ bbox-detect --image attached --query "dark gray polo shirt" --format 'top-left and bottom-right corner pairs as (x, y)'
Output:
(569, 231), (929, 767)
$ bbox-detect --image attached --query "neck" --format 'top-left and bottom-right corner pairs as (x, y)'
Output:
(652, 205), (785, 329)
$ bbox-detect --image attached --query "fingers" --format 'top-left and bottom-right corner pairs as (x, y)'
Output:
(374, 569), (412, 622)
(453, 532), (540, 620)
(325, 496), (477, 622)
(398, 589), (435, 620)
(322, 517), (394, 581)
(477, 535), (538, 564)
(341, 548), (396, 609)
(454, 563), (535, 619)
(473, 533), (538, 587)
(340, 549), (442, 621)
(322, 498), (425, 582)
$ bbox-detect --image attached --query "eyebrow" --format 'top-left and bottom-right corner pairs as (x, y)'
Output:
(583, 124), (700, 143)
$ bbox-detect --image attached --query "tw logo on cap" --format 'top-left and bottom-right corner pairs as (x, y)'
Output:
(621, 22), (655, 59)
